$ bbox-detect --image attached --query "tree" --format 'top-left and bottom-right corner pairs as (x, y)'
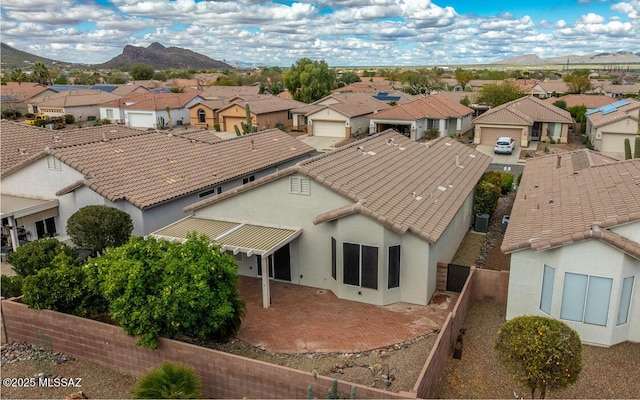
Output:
(567, 105), (587, 124)
(477, 81), (526, 107)
(129, 62), (155, 80)
(133, 361), (203, 399)
(563, 70), (592, 94)
(9, 68), (28, 84)
(283, 58), (335, 103)
(336, 71), (361, 87)
(31, 62), (50, 85)
(6, 238), (78, 277)
(495, 316), (582, 399)
(66, 205), (133, 255)
(106, 71), (127, 84)
(552, 100), (567, 110)
(400, 68), (443, 95)
(454, 68), (475, 89)
(90, 234), (245, 348)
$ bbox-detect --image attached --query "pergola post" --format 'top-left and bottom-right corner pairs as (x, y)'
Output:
(261, 255), (270, 308)
(7, 216), (19, 251)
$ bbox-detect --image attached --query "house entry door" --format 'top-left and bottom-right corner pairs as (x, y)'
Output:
(256, 244), (291, 282)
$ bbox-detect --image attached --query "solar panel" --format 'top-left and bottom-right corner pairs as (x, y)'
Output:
(586, 99), (630, 115)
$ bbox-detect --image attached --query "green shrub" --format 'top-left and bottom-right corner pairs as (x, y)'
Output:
(66, 205), (133, 255)
(495, 316), (582, 399)
(424, 128), (439, 140)
(6, 238), (79, 277)
(213, 122), (220, 132)
(635, 136), (640, 159)
(132, 361), (203, 399)
(624, 138), (632, 160)
(473, 180), (501, 216)
(1, 275), (23, 298)
(500, 173), (514, 194)
(92, 234), (245, 348)
(480, 171), (513, 194)
(22, 253), (107, 317)
(64, 114), (75, 124)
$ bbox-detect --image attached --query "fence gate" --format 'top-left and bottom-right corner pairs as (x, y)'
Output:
(446, 264), (471, 292)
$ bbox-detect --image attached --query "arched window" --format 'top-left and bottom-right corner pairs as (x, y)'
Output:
(198, 109), (206, 123)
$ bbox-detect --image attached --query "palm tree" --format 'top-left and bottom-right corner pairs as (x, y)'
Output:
(10, 68), (28, 85)
(31, 62), (50, 85)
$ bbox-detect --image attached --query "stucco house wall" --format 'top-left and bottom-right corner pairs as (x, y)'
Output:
(99, 107), (126, 124)
(307, 108), (349, 137)
(506, 236), (639, 346)
(189, 105), (217, 128)
(255, 110), (292, 130)
(587, 117), (638, 154)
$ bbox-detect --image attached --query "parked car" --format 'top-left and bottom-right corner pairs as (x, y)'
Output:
(494, 137), (516, 154)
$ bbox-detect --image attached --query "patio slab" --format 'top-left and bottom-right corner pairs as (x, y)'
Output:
(235, 276), (457, 354)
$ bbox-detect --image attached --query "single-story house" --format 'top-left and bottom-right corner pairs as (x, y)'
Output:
(591, 82), (640, 98)
(0, 82), (57, 116)
(291, 92), (393, 138)
(188, 99), (225, 128)
(217, 96), (305, 132)
(585, 98), (640, 159)
(472, 96), (573, 147)
(368, 93), (474, 139)
(152, 130), (492, 308)
(29, 89), (122, 122)
(0, 121), (316, 246)
(121, 93), (205, 129)
(531, 80), (570, 98)
(502, 150), (639, 346)
(543, 94), (618, 110)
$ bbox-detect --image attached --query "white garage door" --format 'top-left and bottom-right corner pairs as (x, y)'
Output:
(600, 132), (635, 154)
(479, 127), (521, 146)
(313, 120), (346, 138)
(128, 112), (155, 128)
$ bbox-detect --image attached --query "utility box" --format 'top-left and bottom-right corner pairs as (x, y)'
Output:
(474, 213), (490, 233)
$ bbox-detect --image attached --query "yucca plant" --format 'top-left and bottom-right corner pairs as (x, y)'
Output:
(132, 361), (203, 399)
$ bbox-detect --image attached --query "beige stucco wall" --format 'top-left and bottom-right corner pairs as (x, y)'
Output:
(189, 106), (217, 128)
(506, 237), (639, 346)
(473, 124), (529, 147)
(308, 108), (348, 125)
(255, 110), (292, 130)
(588, 117), (638, 153)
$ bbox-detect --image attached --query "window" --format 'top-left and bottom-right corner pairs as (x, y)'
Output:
(198, 186), (222, 198)
(388, 245), (400, 289)
(242, 175), (255, 185)
(540, 265), (555, 314)
(106, 109), (113, 119)
(331, 237), (336, 280)
(198, 109), (206, 123)
(35, 217), (56, 239)
(46, 156), (61, 171)
(342, 243), (378, 289)
(427, 119), (439, 130)
(290, 176), (310, 195)
(617, 276), (634, 325)
(560, 273), (612, 326)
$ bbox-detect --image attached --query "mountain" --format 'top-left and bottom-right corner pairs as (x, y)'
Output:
(0, 43), (79, 70)
(95, 43), (233, 70)
(494, 51), (640, 65)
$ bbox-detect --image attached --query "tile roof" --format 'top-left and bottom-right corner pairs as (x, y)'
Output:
(0, 83), (55, 102)
(49, 129), (316, 209)
(0, 121), (145, 177)
(472, 95), (573, 126)
(110, 85), (149, 96)
(534, 80), (570, 93)
(308, 92), (393, 118)
(333, 81), (397, 93)
(370, 93), (473, 121)
(123, 93), (202, 111)
(189, 130), (492, 243)
(501, 150), (640, 259)
(543, 94), (618, 109)
(200, 86), (261, 99)
(188, 99), (226, 111)
(173, 129), (223, 144)
(586, 98), (640, 128)
(30, 89), (121, 108)
(599, 82), (640, 95)
(221, 96), (306, 114)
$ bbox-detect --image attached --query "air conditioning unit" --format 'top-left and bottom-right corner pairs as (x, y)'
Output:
(474, 213), (490, 233)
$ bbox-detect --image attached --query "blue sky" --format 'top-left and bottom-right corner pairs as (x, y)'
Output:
(1, 0), (638, 67)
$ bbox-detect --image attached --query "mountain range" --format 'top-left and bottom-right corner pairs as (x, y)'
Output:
(0, 42), (233, 71)
(493, 51), (640, 65)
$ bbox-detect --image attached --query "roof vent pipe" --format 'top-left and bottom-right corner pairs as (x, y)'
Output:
(556, 154), (561, 168)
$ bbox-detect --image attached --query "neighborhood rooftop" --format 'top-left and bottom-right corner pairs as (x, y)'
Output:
(370, 93), (473, 121)
(189, 130), (492, 243)
(48, 128), (316, 209)
(502, 150), (640, 259)
(472, 95), (573, 126)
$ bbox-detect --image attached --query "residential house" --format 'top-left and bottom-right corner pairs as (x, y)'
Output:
(472, 96), (573, 147)
(502, 150), (639, 346)
(110, 84), (150, 97)
(200, 85), (261, 99)
(0, 82), (57, 116)
(28, 89), (121, 122)
(152, 131), (492, 308)
(585, 98), (640, 159)
(188, 99), (226, 128)
(332, 80), (397, 93)
(291, 92), (393, 138)
(119, 93), (204, 128)
(531, 80), (570, 98)
(543, 94), (619, 109)
(368, 93), (474, 139)
(0, 121), (316, 247)
(591, 82), (640, 98)
(217, 96), (305, 133)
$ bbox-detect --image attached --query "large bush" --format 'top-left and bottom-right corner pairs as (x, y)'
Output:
(66, 205), (133, 255)
(6, 238), (78, 277)
(22, 253), (107, 317)
(132, 361), (203, 399)
(1, 275), (23, 298)
(91, 234), (245, 348)
(495, 316), (582, 399)
(473, 180), (501, 216)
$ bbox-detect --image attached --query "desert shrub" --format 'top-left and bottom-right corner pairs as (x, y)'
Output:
(22, 253), (107, 317)
(6, 238), (79, 277)
(64, 114), (75, 124)
(495, 316), (582, 399)
(132, 361), (203, 399)
(91, 234), (245, 348)
(625, 138), (632, 160)
(66, 205), (133, 255)
(424, 127), (440, 140)
(1, 275), (23, 298)
(473, 180), (501, 216)
(213, 122), (220, 131)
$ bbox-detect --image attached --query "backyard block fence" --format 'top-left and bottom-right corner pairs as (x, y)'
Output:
(0, 266), (508, 399)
